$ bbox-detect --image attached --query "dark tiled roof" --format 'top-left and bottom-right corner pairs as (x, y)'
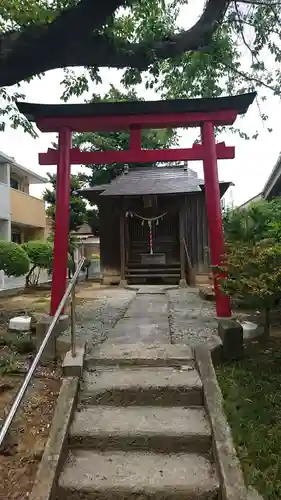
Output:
(80, 166), (230, 197)
(100, 167), (203, 196)
(17, 93), (256, 121)
(82, 184), (109, 193)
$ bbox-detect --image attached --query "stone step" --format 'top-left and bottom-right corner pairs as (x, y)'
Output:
(58, 450), (219, 499)
(126, 273), (180, 278)
(126, 268), (181, 273)
(70, 405), (212, 454)
(127, 262), (180, 268)
(85, 343), (195, 368)
(81, 367), (203, 407)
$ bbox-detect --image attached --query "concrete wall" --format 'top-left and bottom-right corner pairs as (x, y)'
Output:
(0, 183), (11, 221)
(0, 162), (10, 185)
(0, 163), (11, 241)
(0, 220), (10, 241)
(10, 188), (46, 229)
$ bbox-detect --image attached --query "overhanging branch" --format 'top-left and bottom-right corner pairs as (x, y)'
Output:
(0, 0), (127, 86)
(71, 0), (230, 70)
(0, 0), (229, 87)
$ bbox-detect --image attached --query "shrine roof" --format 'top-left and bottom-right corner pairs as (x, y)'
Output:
(17, 93), (256, 122)
(80, 166), (231, 198)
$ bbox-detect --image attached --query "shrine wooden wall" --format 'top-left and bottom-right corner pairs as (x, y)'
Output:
(99, 197), (121, 284)
(98, 192), (210, 284)
(184, 193), (210, 273)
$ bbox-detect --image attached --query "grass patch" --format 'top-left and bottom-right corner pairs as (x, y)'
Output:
(34, 297), (49, 304)
(216, 340), (281, 499)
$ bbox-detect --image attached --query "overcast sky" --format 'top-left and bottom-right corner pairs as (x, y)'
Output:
(0, 1), (280, 207)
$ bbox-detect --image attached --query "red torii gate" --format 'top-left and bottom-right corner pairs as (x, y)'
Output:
(17, 92), (256, 318)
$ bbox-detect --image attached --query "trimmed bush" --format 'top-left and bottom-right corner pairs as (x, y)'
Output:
(23, 240), (53, 269)
(0, 241), (30, 276)
(23, 240), (54, 286)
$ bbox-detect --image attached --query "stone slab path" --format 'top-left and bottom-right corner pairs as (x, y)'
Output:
(111, 289), (170, 344)
(56, 286), (221, 499)
(101, 285), (217, 347)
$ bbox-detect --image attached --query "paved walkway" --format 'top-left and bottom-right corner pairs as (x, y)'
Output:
(102, 285), (217, 347)
(108, 288), (170, 344)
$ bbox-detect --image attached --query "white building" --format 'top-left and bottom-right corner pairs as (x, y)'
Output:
(0, 151), (47, 242)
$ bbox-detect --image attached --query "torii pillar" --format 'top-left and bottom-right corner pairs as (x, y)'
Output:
(202, 122), (231, 317)
(50, 127), (72, 315)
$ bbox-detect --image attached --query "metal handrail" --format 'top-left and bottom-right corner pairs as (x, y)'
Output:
(0, 256), (85, 448)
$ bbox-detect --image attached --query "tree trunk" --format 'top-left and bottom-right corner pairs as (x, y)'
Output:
(25, 265), (36, 288)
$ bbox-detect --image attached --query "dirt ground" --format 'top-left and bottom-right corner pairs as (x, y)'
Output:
(0, 280), (109, 500)
(0, 281), (110, 319)
(0, 370), (61, 499)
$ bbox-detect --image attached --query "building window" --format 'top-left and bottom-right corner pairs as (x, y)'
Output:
(12, 230), (21, 244)
(10, 177), (19, 190)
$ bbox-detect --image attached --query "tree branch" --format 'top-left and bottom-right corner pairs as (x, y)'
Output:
(90, 0), (230, 70)
(222, 60), (278, 93)
(0, 0), (127, 86)
(234, 0), (257, 62)
(237, 1), (281, 5)
(0, 0), (229, 87)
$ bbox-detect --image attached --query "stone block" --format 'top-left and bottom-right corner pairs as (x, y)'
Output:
(86, 343), (194, 368)
(218, 318), (244, 361)
(179, 278), (187, 288)
(247, 486), (263, 500)
(119, 279), (128, 288)
(195, 345), (248, 499)
(29, 377), (79, 500)
(63, 346), (85, 377)
(199, 287), (215, 302)
(36, 314), (69, 363)
(102, 269), (120, 285)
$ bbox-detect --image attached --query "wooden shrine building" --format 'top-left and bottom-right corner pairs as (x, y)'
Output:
(81, 165), (231, 286)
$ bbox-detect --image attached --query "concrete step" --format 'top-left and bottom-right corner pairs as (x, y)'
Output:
(70, 405), (212, 454)
(81, 367), (203, 407)
(126, 268), (181, 273)
(126, 273), (180, 278)
(85, 343), (195, 368)
(58, 450), (219, 499)
(127, 262), (180, 268)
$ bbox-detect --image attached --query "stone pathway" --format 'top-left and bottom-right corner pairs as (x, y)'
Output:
(55, 286), (220, 499)
(109, 289), (170, 344)
(101, 285), (217, 347)
(61, 285), (217, 349)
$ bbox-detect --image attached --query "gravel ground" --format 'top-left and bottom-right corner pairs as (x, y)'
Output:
(63, 289), (136, 350)
(167, 288), (218, 345)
